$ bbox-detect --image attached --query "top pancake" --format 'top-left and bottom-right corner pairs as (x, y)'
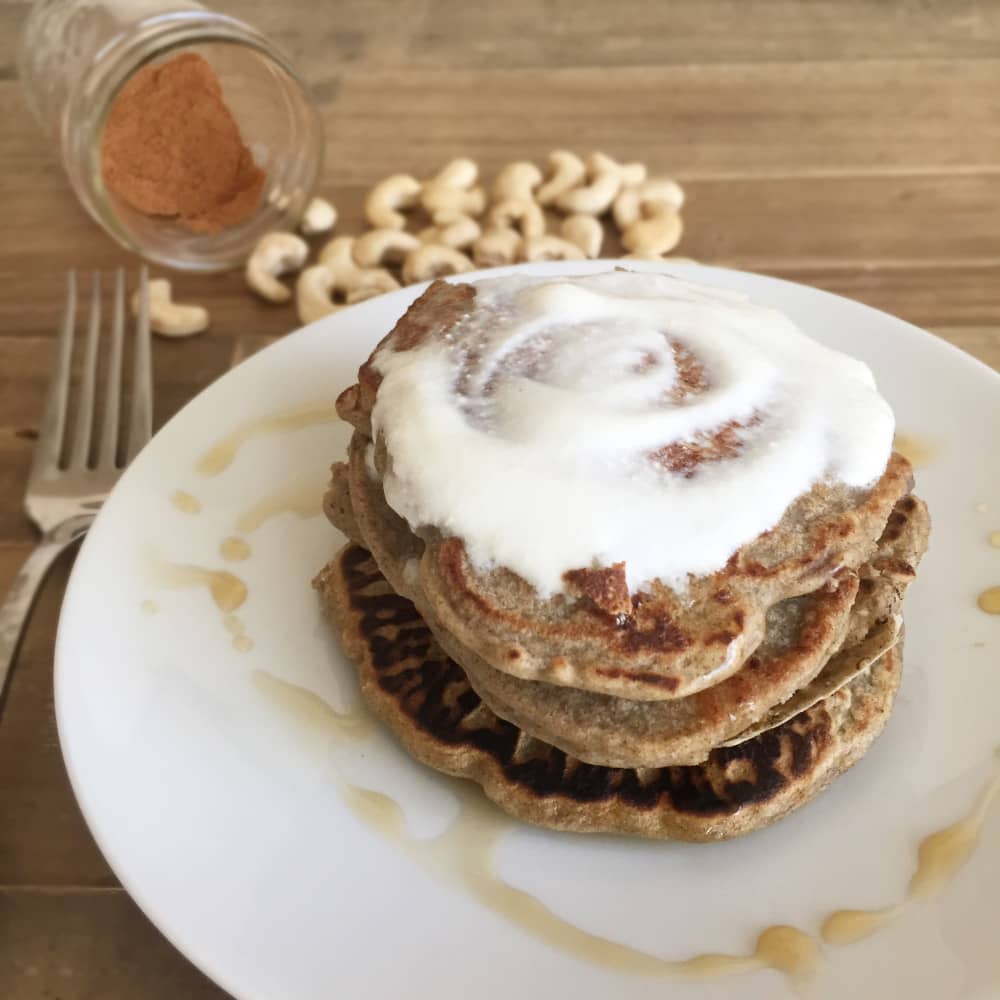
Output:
(336, 279), (913, 701)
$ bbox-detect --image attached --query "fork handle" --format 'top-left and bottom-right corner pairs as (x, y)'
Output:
(0, 516), (93, 705)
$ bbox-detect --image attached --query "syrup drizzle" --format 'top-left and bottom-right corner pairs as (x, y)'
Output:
(196, 403), (338, 477)
(253, 670), (820, 984)
(822, 766), (1000, 944)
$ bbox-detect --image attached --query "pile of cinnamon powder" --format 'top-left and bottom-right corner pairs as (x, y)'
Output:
(101, 53), (265, 234)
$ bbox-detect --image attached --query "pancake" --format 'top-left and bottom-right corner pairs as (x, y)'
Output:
(439, 494), (928, 766)
(336, 278), (914, 701)
(315, 543), (904, 842)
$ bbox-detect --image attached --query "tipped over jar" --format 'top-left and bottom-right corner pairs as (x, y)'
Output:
(18, 0), (324, 271)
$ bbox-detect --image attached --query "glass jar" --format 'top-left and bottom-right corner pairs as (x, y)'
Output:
(18, 0), (324, 272)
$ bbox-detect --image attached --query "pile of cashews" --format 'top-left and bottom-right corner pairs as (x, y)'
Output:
(241, 152), (686, 326)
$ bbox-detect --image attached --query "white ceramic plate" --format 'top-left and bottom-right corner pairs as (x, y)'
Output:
(56, 262), (1000, 1000)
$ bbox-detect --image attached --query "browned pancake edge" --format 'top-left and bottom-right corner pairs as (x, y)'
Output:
(315, 543), (904, 842)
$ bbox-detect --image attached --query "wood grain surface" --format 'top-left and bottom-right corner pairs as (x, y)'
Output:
(1, 1), (998, 996)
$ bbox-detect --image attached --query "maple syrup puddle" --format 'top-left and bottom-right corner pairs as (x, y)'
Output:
(170, 490), (201, 514)
(148, 557), (247, 614)
(196, 403), (338, 477)
(822, 765), (1000, 945)
(893, 432), (937, 468)
(235, 473), (327, 534)
(220, 536), (251, 563)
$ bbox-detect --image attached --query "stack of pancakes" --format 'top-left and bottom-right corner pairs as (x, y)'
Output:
(316, 277), (930, 841)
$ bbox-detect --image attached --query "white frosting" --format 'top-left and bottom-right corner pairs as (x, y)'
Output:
(371, 272), (894, 594)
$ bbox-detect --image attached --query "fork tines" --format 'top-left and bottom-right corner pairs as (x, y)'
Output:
(30, 268), (153, 482)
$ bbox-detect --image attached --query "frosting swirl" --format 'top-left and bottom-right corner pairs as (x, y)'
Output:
(372, 272), (895, 594)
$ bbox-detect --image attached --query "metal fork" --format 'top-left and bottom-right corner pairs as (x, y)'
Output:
(0, 269), (153, 701)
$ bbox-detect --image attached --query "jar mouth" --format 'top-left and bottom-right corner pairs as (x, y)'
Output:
(63, 12), (324, 272)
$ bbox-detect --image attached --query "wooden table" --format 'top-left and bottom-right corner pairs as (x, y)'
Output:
(1, 1), (998, 995)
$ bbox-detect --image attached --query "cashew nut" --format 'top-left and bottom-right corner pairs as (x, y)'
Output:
(296, 266), (339, 325)
(245, 231), (310, 303)
(554, 170), (621, 216)
(621, 204), (684, 256)
(554, 152), (650, 215)
(352, 229), (420, 268)
(585, 152), (647, 188)
(472, 227), (522, 268)
(612, 178), (685, 231)
(492, 161), (542, 203)
(428, 158), (480, 190)
(299, 196), (338, 236)
(418, 214), (481, 250)
(560, 214), (603, 258)
(487, 198), (546, 240)
(402, 245), (474, 284)
(364, 174), (422, 230)
(318, 237), (369, 289)
(535, 150), (586, 206)
(316, 236), (398, 301)
(521, 235), (586, 262)
(132, 279), (209, 337)
(422, 185), (486, 222)
(345, 271), (401, 304)
(421, 158), (486, 222)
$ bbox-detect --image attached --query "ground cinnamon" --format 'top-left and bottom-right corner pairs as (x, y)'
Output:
(101, 52), (265, 234)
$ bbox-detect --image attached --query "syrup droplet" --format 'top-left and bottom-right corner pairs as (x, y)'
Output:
(988, 531), (1000, 549)
(908, 774), (1000, 900)
(752, 925), (820, 979)
(893, 432), (937, 468)
(149, 559), (247, 613)
(222, 614), (243, 635)
(140, 599), (158, 614)
(170, 490), (201, 514)
(977, 587), (1000, 615)
(222, 614), (254, 653)
(220, 536), (251, 563)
